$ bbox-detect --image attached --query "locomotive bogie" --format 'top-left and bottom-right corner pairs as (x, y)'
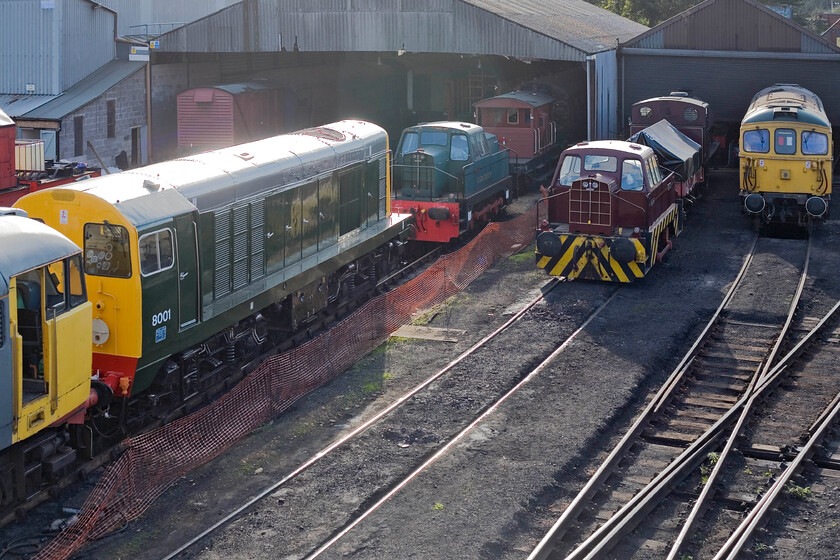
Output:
(738, 84), (832, 226)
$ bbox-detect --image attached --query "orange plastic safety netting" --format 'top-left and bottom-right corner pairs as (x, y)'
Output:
(34, 204), (541, 560)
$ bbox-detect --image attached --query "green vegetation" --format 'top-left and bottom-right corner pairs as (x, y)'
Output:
(362, 381), (381, 393)
(754, 542), (771, 554)
(699, 452), (719, 484)
(784, 482), (812, 499)
(508, 251), (532, 264)
(587, 0), (833, 31)
(432, 502), (445, 511)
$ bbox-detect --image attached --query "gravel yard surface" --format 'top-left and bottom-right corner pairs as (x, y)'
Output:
(9, 169), (840, 560)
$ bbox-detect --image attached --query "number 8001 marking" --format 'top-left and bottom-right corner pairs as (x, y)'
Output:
(152, 309), (171, 326)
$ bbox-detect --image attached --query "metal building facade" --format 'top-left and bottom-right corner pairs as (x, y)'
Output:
(619, 0), (840, 129)
(0, 0), (115, 96)
(99, 0), (241, 38)
(159, 0), (647, 61)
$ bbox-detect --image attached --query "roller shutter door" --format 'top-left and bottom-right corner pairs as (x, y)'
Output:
(622, 54), (840, 125)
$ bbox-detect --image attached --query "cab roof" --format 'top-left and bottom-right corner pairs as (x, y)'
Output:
(32, 120), (387, 229)
(473, 90), (556, 109)
(563, 140), (655, 159)
(0, 215), (80, 296)
(406, 121), (484, 134)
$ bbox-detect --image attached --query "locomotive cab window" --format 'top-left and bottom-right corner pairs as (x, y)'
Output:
(45, 254), (87, 313)
(507, 108), (519, 124)
(138, 229), (175, 276)
(419, 132), (448, 147)
(557, 155), (581, 186)
(639, 106), (652, 118)
(743, 129), (770, 153)
(477, 134), (490, 156)
(486, 109), (505, 126)
(645, 157), (662, 187)
(83, 222), (131, 278)
(683, 107), (699, 122)
(584, 155), (617, 172)
(451, 135), (470, 161)
(774, 129), (796, 155)
(399, 132), (418, 156)
(801, 131), (828, 155)
(621, 160), (645, 191)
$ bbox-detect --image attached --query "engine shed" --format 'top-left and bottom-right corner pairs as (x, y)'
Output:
(145, 0), (648, 161)
(618, 0), (840, 153)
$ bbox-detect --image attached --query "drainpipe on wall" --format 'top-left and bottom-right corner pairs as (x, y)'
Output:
(146, 60), (152, 162)
(585, 55), (595, 141)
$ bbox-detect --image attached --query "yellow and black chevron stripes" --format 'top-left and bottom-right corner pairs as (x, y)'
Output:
(645, 202), (682, 268)
(536, 235), (645, 282)
(535, 202), (682, 283)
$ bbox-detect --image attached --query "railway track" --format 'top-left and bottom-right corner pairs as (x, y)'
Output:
(680, 304), (840, 559)
(0, 247), (443, 528)
(528, 236), (815, 560)
(154, 280), (621, 559)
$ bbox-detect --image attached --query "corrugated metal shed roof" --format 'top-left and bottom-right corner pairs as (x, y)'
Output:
(158, 0), (647, 60)
(22, 59), (146, 120)
(463, 0), (648, 54)
(0, 95), (61, 118)
(622, 0), (840, 54)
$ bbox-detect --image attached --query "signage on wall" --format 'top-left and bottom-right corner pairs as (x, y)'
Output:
(130, 46), (150, 62)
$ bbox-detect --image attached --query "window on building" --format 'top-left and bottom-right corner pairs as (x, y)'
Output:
(74, 116), (84, 157)
(107, 100), (116, 138)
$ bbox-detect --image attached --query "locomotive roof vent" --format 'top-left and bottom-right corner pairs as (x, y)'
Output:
(460, 123), (471, 128)
(143, 179), (160, 192)
(669, 91), (689, 97)
(629, 144), (642, 150)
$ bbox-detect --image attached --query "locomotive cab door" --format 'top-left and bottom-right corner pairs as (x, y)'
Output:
(10, 257), (92, 443)
(174, 215), (199, 330)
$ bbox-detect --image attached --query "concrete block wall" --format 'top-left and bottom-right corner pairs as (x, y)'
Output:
(58, 67), (147, 169)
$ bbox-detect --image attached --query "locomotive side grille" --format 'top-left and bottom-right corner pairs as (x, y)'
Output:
(232, 204), (249, 290)
(214, 209), (231, 298)
(570, 179), (611, 228)
(250, 199), (265, 281)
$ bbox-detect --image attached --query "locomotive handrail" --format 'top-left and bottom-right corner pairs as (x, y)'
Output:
(391, 163), (460, 182)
